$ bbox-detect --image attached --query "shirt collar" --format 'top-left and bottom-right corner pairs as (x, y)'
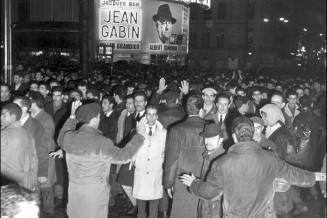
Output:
(105, 110), (113, 117)
(20, 114), (29, 126)
(136, 110), (145, 117)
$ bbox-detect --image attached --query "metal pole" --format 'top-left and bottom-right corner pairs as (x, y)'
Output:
(110, 46), (114, 77)
(4, 0), (8, 84)
(8, 0), (12, 85)
(243, 0), (249, 71)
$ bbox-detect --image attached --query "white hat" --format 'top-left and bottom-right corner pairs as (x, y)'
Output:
(202, 88), (217, 95)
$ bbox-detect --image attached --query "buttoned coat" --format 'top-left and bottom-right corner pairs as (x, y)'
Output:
(132, 121), (167, 200)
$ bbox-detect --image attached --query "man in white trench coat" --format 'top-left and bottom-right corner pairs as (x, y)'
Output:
(132, 104), (167, 218)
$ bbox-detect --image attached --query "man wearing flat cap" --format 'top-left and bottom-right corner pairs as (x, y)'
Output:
(197, 123), (225, 218)
(153, 4), (177, 44)
(57, 101), (146, 218)
(202, 87), (218, 119)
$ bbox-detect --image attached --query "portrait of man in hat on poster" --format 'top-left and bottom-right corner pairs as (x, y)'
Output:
(152, 4), (177, 44)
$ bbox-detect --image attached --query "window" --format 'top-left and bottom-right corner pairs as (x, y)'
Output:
(216, 30), (225, 48)
(248, 28), (254, 45)
(204, 9), (211, 19)
(217, 2), (226, 19)
(248, 0), (255, 19)
(202, 31), (211, 48)
(190, 32), (197, 47)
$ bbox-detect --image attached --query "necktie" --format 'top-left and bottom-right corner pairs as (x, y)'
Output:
(135, 112), (140, 121)
(219, 115), (223, 126)
(149, 127), (152, 136)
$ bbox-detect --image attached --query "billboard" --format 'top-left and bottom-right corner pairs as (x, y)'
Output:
(145, 1), (189, 53)
(95, 0), (190, 55)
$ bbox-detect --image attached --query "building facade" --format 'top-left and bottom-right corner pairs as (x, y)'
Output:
(188, 0), (282, 70)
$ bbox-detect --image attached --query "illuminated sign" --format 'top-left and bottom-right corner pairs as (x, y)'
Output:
(99, 2), (142, 41)
(165, 0), (211, 9)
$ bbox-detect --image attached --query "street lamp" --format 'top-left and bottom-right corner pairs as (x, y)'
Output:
(319, 33), (323, 36)
(279, 17), (285, 21)
(303, 28), (308, 32)
(263, 18), (269, 22)
(283, 19), (289, 23)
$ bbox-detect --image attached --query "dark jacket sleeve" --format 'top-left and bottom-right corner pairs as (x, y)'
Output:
(110, 133), (145, 164)
(35, 126), (50, 177)
(164, 127), (182, 189)
(273, 154), (316, 187)
(190, 160), (224, 201)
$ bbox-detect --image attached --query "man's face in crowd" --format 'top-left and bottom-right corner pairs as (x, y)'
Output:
(271, 95), (285, 109)
(13, 75), (21, 85)
(24, 75), (30, 84)
(35, 72), (43, 81)
(236, 90), (246, 97)
(78, 86), (87, 95)
(217, 97), (230, 114)
(262, 92), (268, 99)
(252, 91), (262, 103)
(52, 91), (63, 106)
(156, 18), (173, 43)
(69, 91), (81, 101)
(146, 108), (158, 126)
(314, 82), (321, 90)
(275, 86), (283, 92)
(287, 94), (298, 107)
(30, 84), (39, 92)
(253, 123), (264, 142)
(1, 86), (10, 101)
(134, 95), (147, 112)
(202, 92), (215, 106)
(102, 99), (112, 113)
(126, 98), (135, 113)
(50, 82), (59, 89)
(1, 109), (16, 129)
(304, 88), (310, 96)
(295, 89), (304, 98)
(204, 135), (222, 152)
(127, 87), (135, 95)
(86, 93), (97, 100)
(239, 103), (249, 114)
(267, 83), (274, 90)
(322, 84), (326, 91)
(38, 85), (49, 97)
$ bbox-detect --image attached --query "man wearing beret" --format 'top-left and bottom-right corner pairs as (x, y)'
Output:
(197, 123), (225, 218)
(57, 101), (146, 218)
(202, 88), (218, 119)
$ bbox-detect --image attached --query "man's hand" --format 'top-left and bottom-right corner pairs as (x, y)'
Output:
(157, 78), (168, 94)
(71, 100), (82, 117)
(167, 187), (174, 199)
(49, 149), (64, 159)
(179, 174), (196, 187)
(136, 117), (147, 137)
(179, 80), (189, 95)
(314, 172), (326, 181)
(38, 177), (47, 183)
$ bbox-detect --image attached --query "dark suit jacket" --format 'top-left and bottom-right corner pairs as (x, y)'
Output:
(10, 83), (28, 93)
(23, 116), (49, 177)
(44, 101), (69, 143)
(117, 111), (145, 186)
(98, 111), (118, 144)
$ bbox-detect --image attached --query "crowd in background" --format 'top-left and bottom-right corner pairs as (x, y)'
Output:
(1, 60), (326, 218)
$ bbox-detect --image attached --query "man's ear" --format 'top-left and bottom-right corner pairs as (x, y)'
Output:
(218, 137), (224, 146)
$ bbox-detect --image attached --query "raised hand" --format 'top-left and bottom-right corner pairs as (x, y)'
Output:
(179, 80), (189, 95)
(71, 100), (82, 116)
(157, 78), (168, 94)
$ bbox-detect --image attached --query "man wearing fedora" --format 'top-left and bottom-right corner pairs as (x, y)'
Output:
(153, 4), (177, 44)
(197, 123), (225, 218)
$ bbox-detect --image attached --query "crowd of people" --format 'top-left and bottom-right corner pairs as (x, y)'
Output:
(1, 61), (327, 218)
